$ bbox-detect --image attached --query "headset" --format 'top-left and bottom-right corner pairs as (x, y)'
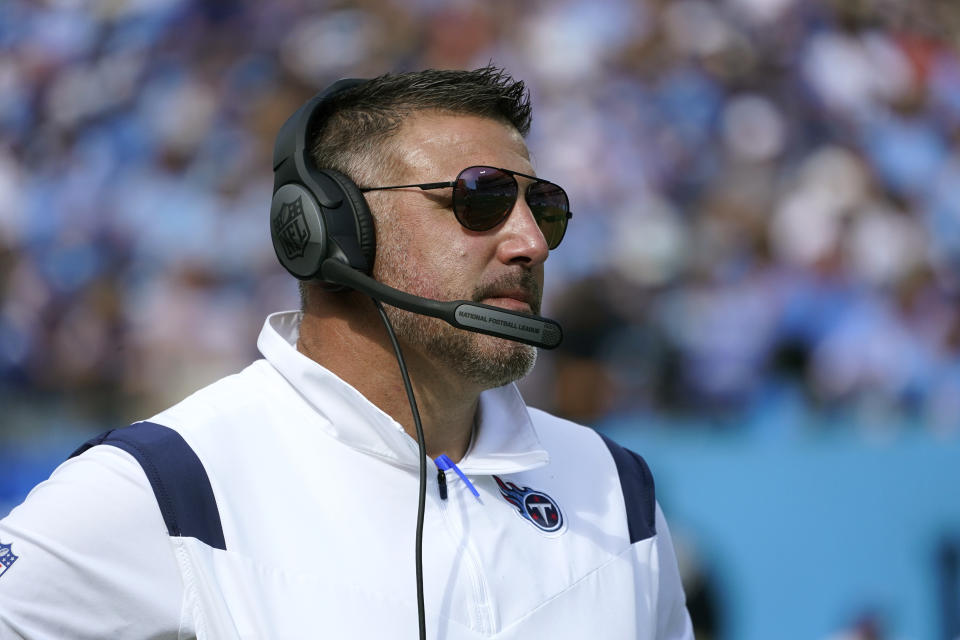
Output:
(269, 78), (565, 640)
(269, 78), (563, 350)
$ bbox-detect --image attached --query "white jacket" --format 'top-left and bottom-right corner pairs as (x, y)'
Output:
(0, 311), (693, 639)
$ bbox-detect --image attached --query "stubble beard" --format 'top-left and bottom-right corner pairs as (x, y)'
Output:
(373, 241), (539, 390)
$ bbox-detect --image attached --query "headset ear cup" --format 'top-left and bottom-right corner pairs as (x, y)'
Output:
(321, 169), (377, 275)
(270, 183), (328, 280)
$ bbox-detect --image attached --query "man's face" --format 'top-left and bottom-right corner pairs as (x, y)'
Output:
(368, 112), (551, 389)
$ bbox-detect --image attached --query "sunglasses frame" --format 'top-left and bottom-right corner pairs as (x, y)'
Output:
(359, 165), (572, 249)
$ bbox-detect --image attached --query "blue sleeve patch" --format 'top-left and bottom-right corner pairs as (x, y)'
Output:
(598, 433), (656, 544)
(70, 422), (227, 551)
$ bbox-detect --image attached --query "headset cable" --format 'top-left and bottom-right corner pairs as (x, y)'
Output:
(373, 298), (428, 640)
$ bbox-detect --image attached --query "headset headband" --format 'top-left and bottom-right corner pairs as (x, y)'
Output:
(272, 78), (368, 190)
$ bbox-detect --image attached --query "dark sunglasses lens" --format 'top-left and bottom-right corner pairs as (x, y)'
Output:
(526, 181), (570, 249)
(453, 167), (517, 231)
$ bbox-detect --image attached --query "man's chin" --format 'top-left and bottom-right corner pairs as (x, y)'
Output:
(456, 334), (538, 389)
(386, 307), (537, 389)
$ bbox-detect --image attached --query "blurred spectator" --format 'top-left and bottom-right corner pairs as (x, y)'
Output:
(1, 0), (959, 441)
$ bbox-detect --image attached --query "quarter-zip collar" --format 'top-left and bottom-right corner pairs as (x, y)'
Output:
(257, 311), (550, 475)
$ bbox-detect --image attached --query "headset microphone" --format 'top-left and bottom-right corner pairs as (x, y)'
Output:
(320, 259), (562, 349)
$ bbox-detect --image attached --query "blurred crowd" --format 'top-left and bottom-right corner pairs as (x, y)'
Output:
(1, 0), (959, 435)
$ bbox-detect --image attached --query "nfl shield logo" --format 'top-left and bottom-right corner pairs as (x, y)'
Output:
(274, 196), (311, 260)
(0, 542), (18, 578)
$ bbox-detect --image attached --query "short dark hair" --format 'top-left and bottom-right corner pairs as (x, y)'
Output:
(310, 64), (532, 183)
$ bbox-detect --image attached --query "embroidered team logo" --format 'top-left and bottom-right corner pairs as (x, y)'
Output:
(494, 476), (564, 534)
(274, 196), (311, 260)
(0, 542), (18, 578)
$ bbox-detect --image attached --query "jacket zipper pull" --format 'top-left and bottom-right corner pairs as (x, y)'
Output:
(435, 454), (481, 502)
(437, 468), (448, 500)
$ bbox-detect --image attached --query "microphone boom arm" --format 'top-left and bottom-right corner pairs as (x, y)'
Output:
(320, 259), (563, 349)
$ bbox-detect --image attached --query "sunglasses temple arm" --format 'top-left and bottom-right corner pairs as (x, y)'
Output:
(321, 258), (563, 350)
(359, 182), (454, 192)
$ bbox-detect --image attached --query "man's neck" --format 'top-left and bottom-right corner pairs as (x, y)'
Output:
(296, 301), (480, 462)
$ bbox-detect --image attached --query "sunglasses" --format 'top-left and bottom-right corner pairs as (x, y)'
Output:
(359, 166), (572, 250)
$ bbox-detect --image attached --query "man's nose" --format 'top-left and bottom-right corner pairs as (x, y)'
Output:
(495, 194), (550, 267)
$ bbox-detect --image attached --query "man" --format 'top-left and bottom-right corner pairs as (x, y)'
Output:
(0, 67), (692, 639)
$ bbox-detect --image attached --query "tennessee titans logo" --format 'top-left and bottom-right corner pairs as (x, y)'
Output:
(494, 476), (564, 533)
(274, 196), (310, 260)
(0, 542), (18, 578)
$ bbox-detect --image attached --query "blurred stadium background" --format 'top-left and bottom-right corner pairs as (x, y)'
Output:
(2, 0), (959, 638)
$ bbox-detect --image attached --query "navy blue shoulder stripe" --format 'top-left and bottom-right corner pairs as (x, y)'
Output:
(598, 433), (656, 544)
(70, 422), (226, 551)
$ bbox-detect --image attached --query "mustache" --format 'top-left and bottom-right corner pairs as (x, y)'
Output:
(471, 271), (543, 315)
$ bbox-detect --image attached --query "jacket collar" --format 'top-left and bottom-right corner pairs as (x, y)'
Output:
(257, 311), (549, 475)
